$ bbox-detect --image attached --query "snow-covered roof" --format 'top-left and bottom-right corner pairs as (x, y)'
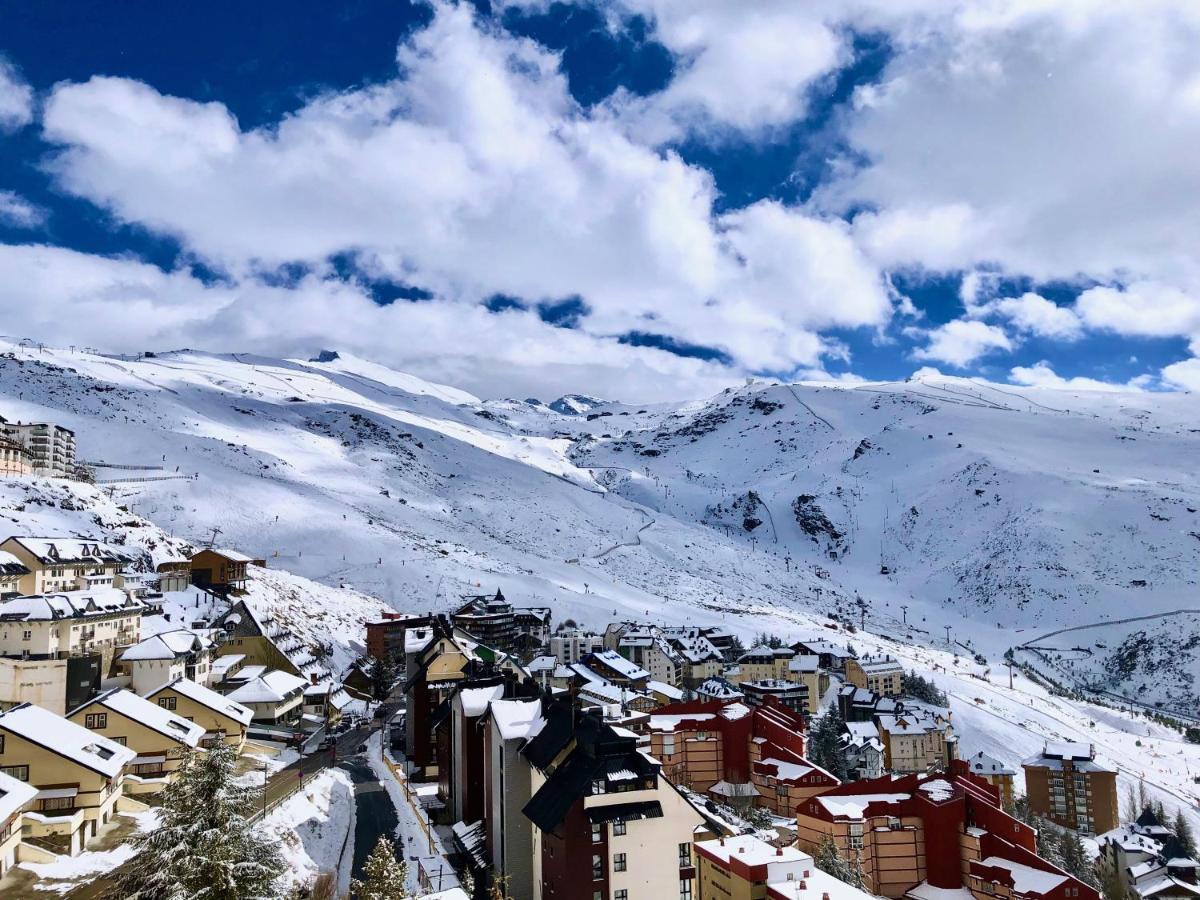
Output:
(3, 537), (130, 565)
(458, 685), (504, 717)
(857, 655), (903, 674)
(211, 654), (245, 676)
(589, 649), (650, 680)
(0, 588), (141, 621)
(0, 769), (37, 821)
(151, 677), (253, 726)
(647, 680), (683, 701)
(1023, 742), (1112, 772)
(696, 834), (809, 866)
(489, 698), (545, 741)
(710, 780), (760, 798)
(120, 629), (213, 662)
(0, 550), (29, 576)
(965, 750), (1016, 777)
(788, 654), (819, 673)
(816, 792), (910, 819)
(208, 548), (253, 562)
(979, 857), (1068, 894)
(81, 689), (205, 747)
(526, 655), (557, 672)
(227, 670), (308, 704)
(0, 703), (135, 777)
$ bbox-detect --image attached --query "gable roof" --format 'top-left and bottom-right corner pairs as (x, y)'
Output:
(0, 703), (135, 777)
(120, 629), (214, 662)
(74, 689), (205, 747)
(0, 550), (29, 577)
(0, 588), (142, 622)
(0, 769), (37, 822)
(147, 677), (253, 726)
(227, 670), (308, 704)
(2, 537), (130, 565)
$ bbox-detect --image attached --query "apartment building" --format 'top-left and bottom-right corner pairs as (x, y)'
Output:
(0, 703), (136, 856)
(0, 437), (31, 477)
(523, 704), (704, 900)
(118, 629), (216, 693)
(876, 705), (957, 774)
(485, 697), (545, 900)
(451, 590), (551, 655)
(790, 639), (853, 674)
(67, 688), (204, 788)
(190, 548), (252, 594)
(579, 649), (652, 689)
(0, 422), (76, 477)
(741, 680), (810, 717)
(0, 588), (143, 675)
(696, 833), (879, 900)
(730, 646), (795, 684)
(845, 655), (903, 697)
(143, 677), (253, 753)
(1022, 742), (1119, 835)
(0, 552), (29, 597)
(648, 698), (838, 815)
(0, 768), (37, 879)
(550, 630), (605, 666)
(0, 537), (128, 596)
(404, 618), (480, 777)
(1097, 807), (1200, 900)
(963, 751), (1016, 809)
(224, 668), (308, 724)
(618, 631), (684, 687)
(795, 764), (1100, 900)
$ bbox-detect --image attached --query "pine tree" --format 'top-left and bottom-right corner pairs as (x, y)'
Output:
(351, 836), (411, 900)
(370, 653), (398, 701)
(1174, 808), (1198, 858)
(814, 835), (866, 889)
(1035, 819), (1066, 869)
(808, 703), (849, 782)
(118, 743), (285, 900)
(902, 671), (948, 706)
(1057, 829), (1100, 888)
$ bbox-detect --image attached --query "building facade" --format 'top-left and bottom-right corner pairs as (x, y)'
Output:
(1022, 743), (1119, 835)
(0, 423), (76, 477)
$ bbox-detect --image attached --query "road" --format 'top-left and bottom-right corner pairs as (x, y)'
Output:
(337, 756), (400, 880)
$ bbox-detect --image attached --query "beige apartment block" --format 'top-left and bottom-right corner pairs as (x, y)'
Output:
(142, 677), (253, 753)
(68, 688), (205, 793)
(0, 537), (127, 596)
(0, 769), (38, 879)
(0, 703), (135, 856)
(0, 588), (143, 672)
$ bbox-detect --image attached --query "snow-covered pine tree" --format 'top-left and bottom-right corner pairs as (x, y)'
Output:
(1034, 819), (1066, 869)
(1175, 808), (1198, 858)
(118, 743), (285, 900)
(814, 834), (866, 889)
(350, 836), (411, 900)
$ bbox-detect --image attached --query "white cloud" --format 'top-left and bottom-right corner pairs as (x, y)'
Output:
(1160, 358), (1200, 391)
(913, 319), (1013, 367)
(814, 0), (1200, 333)
(39, 1), (891, 376)
(1074, 282), (1200, 339)
(1008, 361), (1146, 393)
(972, 291), (1083, 340)
(0, 191), (46, 229)
(0, 58), (33, 131)
(0, 243), (741, 402)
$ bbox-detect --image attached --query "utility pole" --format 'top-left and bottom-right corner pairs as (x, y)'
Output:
(944, 625), (952, 646)
(1007, 659), (1015, 690)
(900, 605), (908, 625)
(206, 526), (222, 549)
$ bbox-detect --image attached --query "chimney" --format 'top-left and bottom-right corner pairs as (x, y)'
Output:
(799, 881), (807, 890)
(776, 847), (783, 856)
(738, 846), (745, 853)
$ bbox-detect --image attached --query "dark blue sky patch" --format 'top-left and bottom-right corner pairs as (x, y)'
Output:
(618, 331), (732, 364)
(671, 32), (891, 213)
(501, 2), (673, 107)
(537, 296), (590, 328)
(889, 270), (967, 325)
(484, 294), (528, 313)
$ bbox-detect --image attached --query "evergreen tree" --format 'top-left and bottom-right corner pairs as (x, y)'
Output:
(902, 670), (948, 706)
(118, 744), (284, 900)
(808, 703), (849, 781)
(370, 653), (398, 700)
(1174, 808), (1198, 858)
(1035, 819), (1066, 869)
(351, 836), (410, 900)
(814, 835), (866, 889)
(1057, 830), (1100, 888)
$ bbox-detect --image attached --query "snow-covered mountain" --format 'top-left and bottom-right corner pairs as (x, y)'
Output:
(1, 340), (1197, 826)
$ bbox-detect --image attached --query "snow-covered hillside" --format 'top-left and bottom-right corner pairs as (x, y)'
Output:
(0, 340), (1198, 826)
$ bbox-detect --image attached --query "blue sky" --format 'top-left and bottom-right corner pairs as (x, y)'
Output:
(0, 1), (1198, 401)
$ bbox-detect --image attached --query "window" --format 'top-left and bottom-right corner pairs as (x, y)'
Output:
(592, 854), (603, 880)
(1, 765), (29, 781)
(593, 893), (603, 900)
(613, 821), (626, 837)
(614, 892), (628, 900)
(592, 779), (605, 795)
(662, 734), (675, 756)
(0, 734), (4, 753)
(41, 796), (74, 812)
(592, 823), (603, 843)
(614, 853), (627, 872)
(111, 736), (127, 746)
(680, 879), (693, 900)
(849, 823), (864, 851)
(679, 843), (692, 866)
(158, 696), (177, 711)
(22, 631), (30, 641)
(85, 713), (108, 730)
